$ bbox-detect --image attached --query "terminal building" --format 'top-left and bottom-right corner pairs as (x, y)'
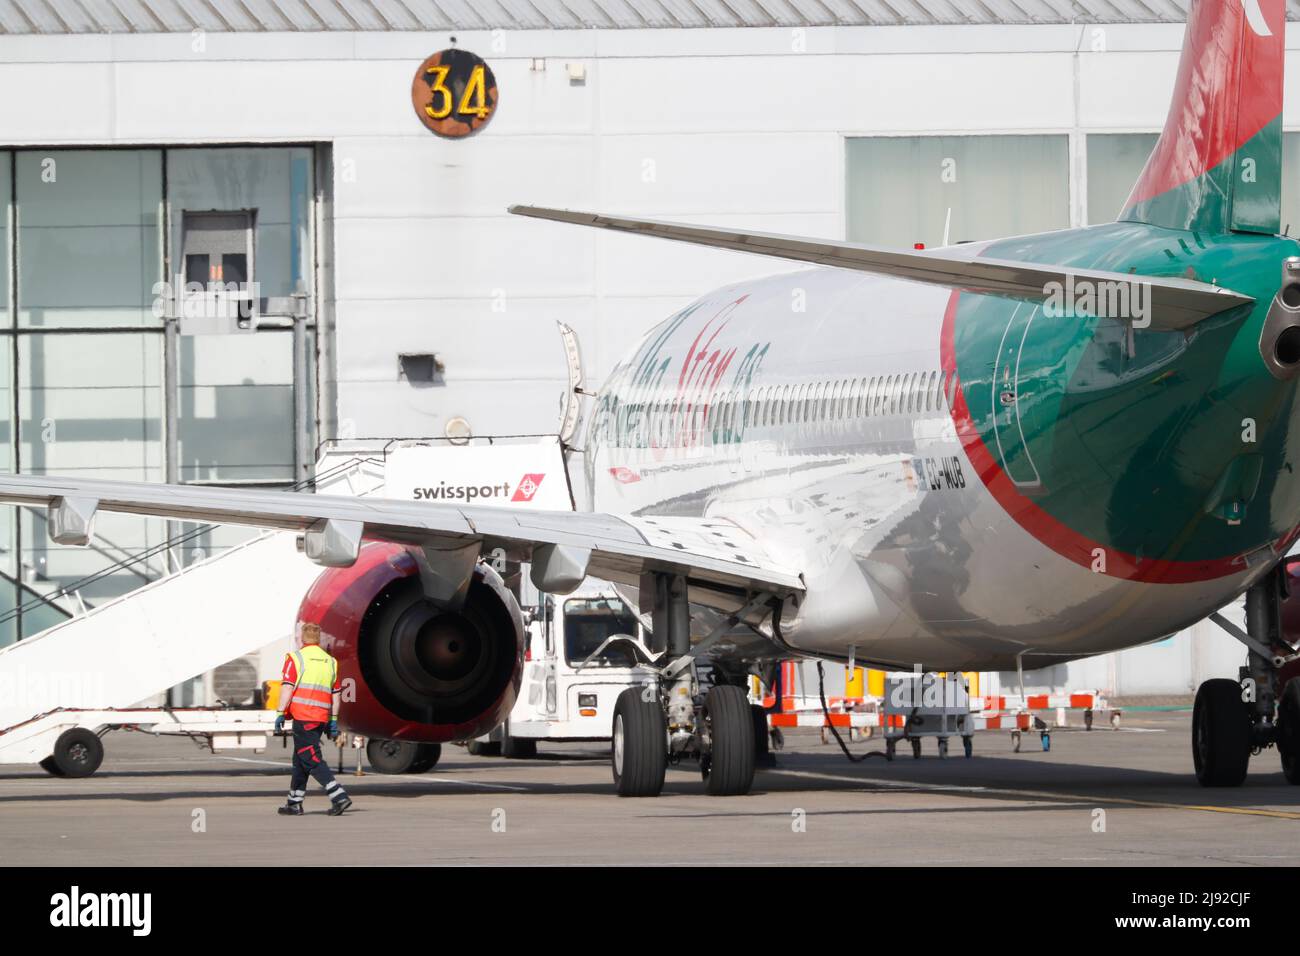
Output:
(0, 0), (1284, 699)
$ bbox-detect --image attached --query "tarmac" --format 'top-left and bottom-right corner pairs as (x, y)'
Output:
(1, 710), (1297, 866)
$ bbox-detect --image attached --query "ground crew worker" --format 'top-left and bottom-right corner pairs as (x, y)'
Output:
(275, 622), (352, 816)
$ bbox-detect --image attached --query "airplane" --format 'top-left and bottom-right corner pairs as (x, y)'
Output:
(1, 0), (1298, 798)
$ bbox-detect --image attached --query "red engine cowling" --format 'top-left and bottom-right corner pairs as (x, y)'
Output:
(296, 541), (524, 743)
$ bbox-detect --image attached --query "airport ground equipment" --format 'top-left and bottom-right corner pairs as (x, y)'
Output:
(0, 706), (281, 777)
(766, 662), (1119, 756)
(465, 579), (657, 756)
(0, 454), (383, 773)
(883, 672), (974, 759)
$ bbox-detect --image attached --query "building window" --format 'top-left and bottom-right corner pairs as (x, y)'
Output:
(846, 135), (1070, 248)
(0, 144), (325, 644)
(1084, 134), (1159, 226)
(16, 150), (163, 329)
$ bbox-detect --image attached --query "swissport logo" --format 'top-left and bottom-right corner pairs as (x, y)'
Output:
(411, 473), (545, 504)
(512, 474), (545, 502)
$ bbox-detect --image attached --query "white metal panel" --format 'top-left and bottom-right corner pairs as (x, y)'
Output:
(110, 60), (414, 140)
(595, 132), (842, 215)
(0, 62), (116, 141)
(332, 136), (596, 219)
(592, 214), (837, 296)
(1076, 50), (1180, 129)
(333, 215), (596, 300)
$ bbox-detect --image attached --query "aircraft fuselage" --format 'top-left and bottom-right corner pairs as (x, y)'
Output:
(585, 221), (1300, 670)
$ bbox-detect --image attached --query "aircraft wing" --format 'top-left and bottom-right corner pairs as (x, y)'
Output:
(0, 473), (803, 604)
(509, 205), (1255, 331)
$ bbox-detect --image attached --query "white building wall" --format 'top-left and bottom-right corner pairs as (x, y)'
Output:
(0, 21), (1288, 693)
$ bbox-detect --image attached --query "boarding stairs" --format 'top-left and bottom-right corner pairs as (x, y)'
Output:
(0, 453), (385, 766)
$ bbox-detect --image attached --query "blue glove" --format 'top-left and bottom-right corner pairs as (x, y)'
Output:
(328, 719), (339, 739)
(274, 714), (285, 733)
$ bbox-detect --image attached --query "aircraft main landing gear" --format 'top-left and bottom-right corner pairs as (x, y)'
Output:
(609, 572), (774, 797)
(1200, 563), (1300, 787)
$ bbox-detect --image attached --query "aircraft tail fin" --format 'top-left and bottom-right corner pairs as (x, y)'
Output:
(1119, 0), (1285, 235)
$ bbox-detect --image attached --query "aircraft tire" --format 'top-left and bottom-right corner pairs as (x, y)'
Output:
(501, 730), (537, 759)
(52, 728), (103, 778)
(1193, 678), (1251, 787)
(612, 687), (665, 797)
(407, 743), (442, 773)
(366, 738), (418, 774)
(704, 685), (755, 796)
(1277, 679), (1300, 784)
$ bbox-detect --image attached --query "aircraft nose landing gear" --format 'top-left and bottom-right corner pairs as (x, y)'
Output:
(1200, 563), (1300, 787)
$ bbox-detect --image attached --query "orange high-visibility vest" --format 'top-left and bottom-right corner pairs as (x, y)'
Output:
(284, 645), (337, 723)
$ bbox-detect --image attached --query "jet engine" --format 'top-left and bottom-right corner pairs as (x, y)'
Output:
(296, 541), (524, 742)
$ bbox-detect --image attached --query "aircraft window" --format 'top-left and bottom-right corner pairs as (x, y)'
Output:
(867, 377), (878, 416)
(929, 370), (940, 411)
(882, 375), (893, 415)
(908, 372), (918, 414)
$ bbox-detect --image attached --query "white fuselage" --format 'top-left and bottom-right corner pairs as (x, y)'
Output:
(584, 267), (1266, 671)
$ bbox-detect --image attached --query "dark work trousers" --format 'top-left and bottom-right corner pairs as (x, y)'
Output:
(287, 722), (348, 807)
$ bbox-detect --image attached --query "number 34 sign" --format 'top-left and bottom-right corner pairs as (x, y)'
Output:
(411, 48), (499, 138)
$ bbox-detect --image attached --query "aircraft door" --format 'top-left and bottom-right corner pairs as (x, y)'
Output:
(991, 302), (1044, 490)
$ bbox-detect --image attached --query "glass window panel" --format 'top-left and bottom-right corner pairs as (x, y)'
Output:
(0, 152), (8, 330)
(167, 147), (313, 306)
(179, 332), (294, 482)
(16, 329), (166, 606)
(16, 150), (163, 328)
(847, 135), (1070, 248)
(1085, 134), (1159, 227)
(1282, 132), (1300, 239)
(19, 332), (162, 479)
(21, 508), (167, 607)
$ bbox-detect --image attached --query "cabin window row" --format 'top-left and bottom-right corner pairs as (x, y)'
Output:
(700, 369), (952, 435)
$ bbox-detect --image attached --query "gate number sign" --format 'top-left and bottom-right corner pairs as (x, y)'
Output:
(411, 48), (499, 138)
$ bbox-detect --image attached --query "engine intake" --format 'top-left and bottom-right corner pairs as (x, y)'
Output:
(297, 542), (524, 743)
(362, 570), (521, 726)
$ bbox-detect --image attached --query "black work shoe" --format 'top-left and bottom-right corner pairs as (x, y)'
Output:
(277, 803), (303, 816)
(327, 796), (352, 816)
